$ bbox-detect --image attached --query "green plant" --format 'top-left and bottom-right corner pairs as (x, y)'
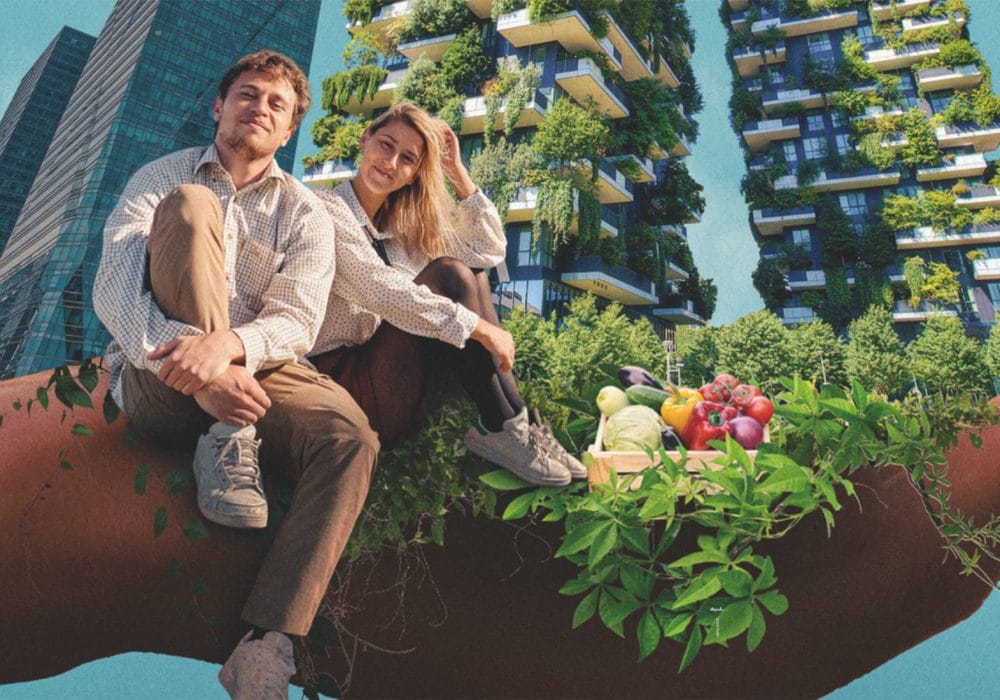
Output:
(845, 305), (908, 396)
(395, 55), (456, 112)
(438, 25), (492, 95)
(469, 137), (537, 225)
(321, 65), (389, 112)
(483, 57), (542, 142)
(399, 0), (472, 42)
(908, 316), (991, 396)
(899, 107), (942, 167)
(674, 325), (719, 387)
(752, 258), (790, 312)
(532, 97), (610, 166)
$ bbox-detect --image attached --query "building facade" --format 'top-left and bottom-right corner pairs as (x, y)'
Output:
(304, 0), (713, 344)
(725, 0), (1000, 339)
(0, 26), (96, 257)
(0, 0), (321, 379)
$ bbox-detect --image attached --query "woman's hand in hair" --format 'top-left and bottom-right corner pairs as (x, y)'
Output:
(437, 119), (478, 199)
(470, 318), (514, 373)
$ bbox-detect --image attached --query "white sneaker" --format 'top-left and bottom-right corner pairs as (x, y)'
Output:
(219, 630), (295, 700)
(193, 422), (267, 529)
(464, 408), (571, 486)
(529, 409), (588, 480)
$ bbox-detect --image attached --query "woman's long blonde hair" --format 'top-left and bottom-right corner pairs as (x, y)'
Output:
(364, 102), (460, 260)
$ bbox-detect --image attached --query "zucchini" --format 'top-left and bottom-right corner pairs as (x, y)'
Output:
(624, 384), (671, 411)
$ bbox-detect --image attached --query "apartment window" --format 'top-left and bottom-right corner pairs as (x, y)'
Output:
(517, 229), (551, 267)
(792, 228), (812, 251)
(803, 137), (825, 160)
(836, 133), (852, 155)
(783, 140), (798, 163)
(806, 114), (825, 133)
(808, 33), (832, 55)
(855, 24), (874, 45)
(930, 91), (954, 115)
(830, 111), (846, 129)
(839, 192), (868, 215)
(764, 67), (784, 86)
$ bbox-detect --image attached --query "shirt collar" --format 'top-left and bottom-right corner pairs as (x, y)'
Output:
(195, 143), (285, 185)
(335, 180), (392, 240)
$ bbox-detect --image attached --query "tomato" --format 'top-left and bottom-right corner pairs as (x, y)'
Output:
(731, 383), (762, 409)
(711, 373), (739, 402)
(699, 382), (727, 403)
(745, 395), (774, 425)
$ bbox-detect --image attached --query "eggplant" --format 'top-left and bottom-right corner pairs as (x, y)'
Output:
(660, 426), (682, 451)
(618, 365), (664, 390)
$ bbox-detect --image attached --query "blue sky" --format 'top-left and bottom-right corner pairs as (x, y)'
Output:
(0, 0), (997, 697)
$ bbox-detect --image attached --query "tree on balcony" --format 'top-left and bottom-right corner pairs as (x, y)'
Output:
(528, 0), (617, 37)
(483, 57), (542, 144)
(344, 0), (381, 26)
(903, 256), (960, 310)
(899, 107), (941, 167)
(613, 78), (683, 157)
(396, 56), (466, 128)
(680, 270), (718, 322)
(469, 137), (536, 225)
(640, 160), (705, 226)
(305, 113), (370, 168)
(398, 0), (473, 42)
(438, 26), (493, 97)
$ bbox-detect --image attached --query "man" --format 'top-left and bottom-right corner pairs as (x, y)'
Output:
(93, 51), (378, 698)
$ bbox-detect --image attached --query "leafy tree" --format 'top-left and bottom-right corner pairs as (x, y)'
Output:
(438, 25), (492, 95)
(899, 108), (942, 167)
(752, 257), (789, 311)
(532, 97), (609, 166)
(400, 0), (472, 42)
(502, 306), (557, 408)
(908, 316), (991, 395)
(641, 160), (705, 226)
(715, 311), (791, 395)
(613, 78), (680, 158)
(306, 115), (369, 167)
(674, 325), (719, 386)
(984, 320), (1000, 387)
(817, 266), (853, 330)
(680, 271), (718, 323)
(469, 137), (537, 224)
(396, 56), (456, 112)
(786, 321), (847, 386)
(845, 305), (907, 395)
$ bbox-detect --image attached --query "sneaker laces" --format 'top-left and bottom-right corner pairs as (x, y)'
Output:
(216, 433), (263, 492)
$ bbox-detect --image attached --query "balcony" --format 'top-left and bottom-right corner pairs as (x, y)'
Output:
(664, 260), (690, 281)
(728, 0), (749, 10)
(561, 256), (658, 305)
(901, 12), (966, 39)
(892, 300), (958, 322)
(658, 223), (687, 241)
(347, 0), (414, 39)
(732, 42), (787, 78)
(460, 89), (550, 135)
(974, 258), (1000, 281)
(302, 159), (357, 189)
(957, 185), (1000, 210)
(615, 154), (656, 183)
(599, 206), (620, 238)
(339, 68), (403, 115)
(594, 159), (635, 204)
(787, 270), (826, 291)
(780, 306), (817, 325)
(801, 166), (902, 192)
(685, 209), (701, 224)
(762, 86), (826, 115)
(398, 32), (457, 62)
(555, 57), (629, 119)
(605, 14), (654, 81)
(654, 296), (704, 325)
(752, 205), (816, 236)
(864, 42), (939, 71)
(730, 11), (748, 32)
(895, 223), (1000, 250)
(916, 153), (987, 182)
(916, 64), (982, 92)
(871, 0), (932, 21)
(497, 7), (622, 70)
(655, 54), (680, 88)
(466, 0), (492, 19)
(671, 134), (692, 157)
(507, 186), (542, 223)
(751, 9), (858, 38)
(742, 117), (800, 151)
(851, 105), (904, 123)
(936, 122), (1000, 151)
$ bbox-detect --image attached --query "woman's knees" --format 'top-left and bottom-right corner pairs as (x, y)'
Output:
(417, 256), (483, 301)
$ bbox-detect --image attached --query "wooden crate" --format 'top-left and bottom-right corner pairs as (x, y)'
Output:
(586, 414), (765, 487)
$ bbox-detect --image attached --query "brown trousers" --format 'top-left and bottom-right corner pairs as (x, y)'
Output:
(121, 184), (378, 636)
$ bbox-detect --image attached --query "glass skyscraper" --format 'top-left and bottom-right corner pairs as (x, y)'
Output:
(0, 26), (96, 258)
(0, 0), (322, 379)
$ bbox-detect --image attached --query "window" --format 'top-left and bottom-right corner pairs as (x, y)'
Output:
(792, 228), (812, 251)
(807, 114), (825, 133)
(839, 192), (868, 215)
(764, 67), (784, 86)
(517, 229), (550, 267)
(836, 134), (852, 155)
(783, 140), (798, 163)
(808, 33), (832, 55)
(803, 137), (825, 160)
(855, 24), (874, 45)
(830, 111), (846, 129)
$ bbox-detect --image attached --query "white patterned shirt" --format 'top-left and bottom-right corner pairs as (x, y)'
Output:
(94, 145), (335, 406)
(311, 181), (505, 354)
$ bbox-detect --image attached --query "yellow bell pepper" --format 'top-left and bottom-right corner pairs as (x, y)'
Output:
(660, 387), (704, 435)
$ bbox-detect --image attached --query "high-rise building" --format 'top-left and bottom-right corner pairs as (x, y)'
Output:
(0, 26), (96, 257)
(724, 0), (999, 339)
(0, 0), (322, 379)
(304, 0), (713, 347)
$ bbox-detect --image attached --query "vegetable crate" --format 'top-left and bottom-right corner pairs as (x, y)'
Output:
(586, 414), (767, 488)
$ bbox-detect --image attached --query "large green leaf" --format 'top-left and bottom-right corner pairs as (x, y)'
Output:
(637, 609), (661, 660)
(671, 574), (722, 610)
(747, 602), (766, 652)
(588, 522), (618, 569)
(757, 590), (789, 615)
(556, 519), (606, 558)
(572, 588), (599, 628)
(716, 601), (753, 642)
(479, 469), (530, 491)
(758, 465), (811, 494)
(678, 625), (703, 673)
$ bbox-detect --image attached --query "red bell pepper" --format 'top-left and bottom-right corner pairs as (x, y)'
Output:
(682, 401), (737, 451)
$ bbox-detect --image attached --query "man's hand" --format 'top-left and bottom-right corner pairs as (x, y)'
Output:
(149, 329), (246, 395)
(470, 319), (515, 373)
(192, 365), (271, 426)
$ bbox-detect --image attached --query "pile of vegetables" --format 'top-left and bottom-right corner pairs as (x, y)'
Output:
(596, 366), (774, 452)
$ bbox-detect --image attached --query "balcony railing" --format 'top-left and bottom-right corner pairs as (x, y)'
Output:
(892, 300), (958, 322)
(895, 223), (1000, 249)
(916, 153), (988, 182)
(302, 159), (356, 188)
(956, 185), (1000, 210)
(732, 41), (787, 78)
(917, 64), (982, 92)
(751, 9), (858, 38)
(742, 117), (801, 151)
(871, 0), (931, 21)
(347, 0), (414, 37)
(555, 57), (629, 119)
(752, 205), (816, 236)
(398, 31), (457, 62)
(780, 306), (816, 324)
(762, 86), (825, 114)
(901, 11), (966, 38)
(654, 296), (704, 325)
(461, 88), (551, 134)
(936, 122), (1000, 151)
(786, 270), (826, 290)
(864, 42), (940, 70)
(561, 256), (658, 305)
(974, 258), (1000, 281)
(497, 4), (622, 71)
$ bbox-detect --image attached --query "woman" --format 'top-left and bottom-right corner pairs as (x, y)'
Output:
(309, 102), (585, 486)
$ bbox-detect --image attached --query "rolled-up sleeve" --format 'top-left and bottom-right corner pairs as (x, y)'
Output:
(445, 190), (506, 269)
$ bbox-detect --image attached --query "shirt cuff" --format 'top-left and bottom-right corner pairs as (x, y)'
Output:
(452, 304), (481, 348)
(232, 326), (265, 375)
